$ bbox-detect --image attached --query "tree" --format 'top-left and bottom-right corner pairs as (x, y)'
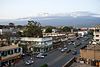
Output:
(23, 20), (43, 37)
(45, 26), (57, 33)
(16, 31), (22, 37)
(9, 23), (15, 27)
(75, 33), (78, 37)
(40, 64), (48, 67)
(62, 26), (72, 32)
(45, 27), (52, 33)
(88, 30), (93, 36)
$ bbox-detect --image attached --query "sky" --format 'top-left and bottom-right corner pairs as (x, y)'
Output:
(0, 0), (100, 19)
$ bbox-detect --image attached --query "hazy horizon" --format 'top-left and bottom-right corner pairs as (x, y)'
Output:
(0, 0), (100, 19)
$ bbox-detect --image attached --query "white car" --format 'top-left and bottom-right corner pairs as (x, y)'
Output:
(61, 49), (65, 52)
(36, 53), (45, 58)
(25, 60), (34, 65)
(64, 47), (67, 50)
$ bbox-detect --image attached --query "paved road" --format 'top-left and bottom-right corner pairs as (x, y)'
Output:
(14, 35), (92, 67)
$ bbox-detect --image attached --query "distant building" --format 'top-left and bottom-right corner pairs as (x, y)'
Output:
(43, 33), (65, 37)
(78, 31), (88, 37)
(88, 27), (95, 31)
(0, 28), (18, 35)
(80, 44), (100, 67)
(0, 28), (11, 35)
(80, 27), (88, 31)
(20, 37), (53, 53)
(42, 28), (57, 33)
(93, 25), (100, 44)
(0, 38), (8, 47)
(0, 45), (22, 67)
(67, 33), (76, 39)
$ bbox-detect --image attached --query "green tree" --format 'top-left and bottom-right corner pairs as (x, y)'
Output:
(75, 33), (78, 37)
(40, 64), (48, 67)
(23, 20), (43, 37)
(88, 30), (93, 36)
(9, 22), (15, 28)
(45, 27), (52, 33)
(16, 31), (22, 37)
(62, 26), (72, 32)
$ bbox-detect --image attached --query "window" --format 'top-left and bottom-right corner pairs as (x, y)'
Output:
(1, 51), (7, 57)
(8, 50), (10, 55)
(96, 35), (99, 37)
(95, 29), (99, 32)
(0, 62), (1, 67)
(96, 39), (99, 41)
(8, 50), (13, 55)
(10, 50), (13, 54)
(15, 49), (17, 53)
(18, 48), (21, 52)
(0, 51), (1, 56)
(14, 48), (21, 53)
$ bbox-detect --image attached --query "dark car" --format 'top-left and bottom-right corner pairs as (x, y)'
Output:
(66, 49), (71, 53)
(42, 53), (47, 56)
(72, 50), (77, 55)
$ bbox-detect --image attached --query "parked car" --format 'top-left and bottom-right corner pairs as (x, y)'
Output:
(66, 49), (71, 53)
(36, 53), (45, 58)
(42, 53), (47, 56)
(25, 60), (34, 65)
(61, 49), (65, 52)
(64, 47), (67, 50)
(72, 50), (77, 55)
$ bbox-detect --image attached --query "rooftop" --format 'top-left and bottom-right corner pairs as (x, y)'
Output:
(0, 45), (18, 51)
(81, 44), (100, 51)
(70, 62), (96, 67)
(20, 37), (52, 42)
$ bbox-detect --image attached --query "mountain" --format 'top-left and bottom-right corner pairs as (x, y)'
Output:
(0, 11), (100, 27)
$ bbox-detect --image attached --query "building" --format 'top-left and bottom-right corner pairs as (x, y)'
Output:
(0, 28), (17, 35)
(0, 45), (22, 67)
(80, 44), (100, 67)
(43, 33), (67, 48)
(42, 28), (57, 33)
(67, 33), (76, 39)
(93, 25), (100, 44)
(78, 31), (88, 37)
(70, 62), (96, 67)
(19, 37), (53, 53)
(0, 28), (11, 35)
(0, 38), (8, 47)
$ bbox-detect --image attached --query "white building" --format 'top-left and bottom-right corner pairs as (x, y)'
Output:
(20, 37), (53, 53)
(0, 28), (17, 35)
(0, 29), (11, 35)
(78, 31), (88, 37)
(43, 33), (65, 37)
(93, 25), (100, 44)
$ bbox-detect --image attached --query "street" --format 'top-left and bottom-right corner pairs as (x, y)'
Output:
(14, 35), (92, 67)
